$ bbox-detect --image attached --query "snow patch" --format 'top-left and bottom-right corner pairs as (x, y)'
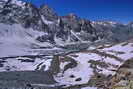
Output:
(101, 43), (133, 60)
(41, 15), (54, 25)
(0, 57), (53, 72)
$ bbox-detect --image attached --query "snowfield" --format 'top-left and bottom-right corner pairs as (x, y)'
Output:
(54, 40), (133, 88)
(0, 23), (54, 57)
(0, 23), (58, 72)
(0, 56), (53, 71)
(99, 42), (133, 60)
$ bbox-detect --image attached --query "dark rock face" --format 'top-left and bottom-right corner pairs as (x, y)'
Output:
(40, 5), (58, 21)
(49, 55), (60, 75)
(91, 22), (133, 43)
(109, 58), (133, 89)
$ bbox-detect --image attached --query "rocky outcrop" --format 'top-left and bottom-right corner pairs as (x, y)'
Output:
(49, 55), (60, 75)
(109, 58), (133, 89)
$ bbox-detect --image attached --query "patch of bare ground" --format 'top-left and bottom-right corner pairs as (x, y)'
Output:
(62, 76), (108, 89)
(88, 60), (109, 69)
(121, 42), (129, 46)
(108, 58), (133, 89)
(130, 50), (133, 53)
(97, 43), (116, 49)
(131, 44), (133, 47)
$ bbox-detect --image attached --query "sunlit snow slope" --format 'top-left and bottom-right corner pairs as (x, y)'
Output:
(54, 40), (133, 89)
(0, 23), (53, 57)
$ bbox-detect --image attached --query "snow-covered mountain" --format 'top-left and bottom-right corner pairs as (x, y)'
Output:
(0, 0), (133, 89)
(0, 0), (133, 46)
(0, 0), (133, 57)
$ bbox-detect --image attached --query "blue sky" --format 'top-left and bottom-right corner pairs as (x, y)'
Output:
(21, 0), (133, 23)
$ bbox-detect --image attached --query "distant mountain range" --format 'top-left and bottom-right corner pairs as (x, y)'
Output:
(0, 0), (133, 46)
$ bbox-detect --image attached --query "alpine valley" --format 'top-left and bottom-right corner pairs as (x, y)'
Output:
(0, 0), (133, 89)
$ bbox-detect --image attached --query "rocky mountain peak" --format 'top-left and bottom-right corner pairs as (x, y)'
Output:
(39, 4), (58, 21)
(65, 13), (78, 20)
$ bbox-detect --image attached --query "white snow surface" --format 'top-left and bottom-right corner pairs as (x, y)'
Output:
(0, 57), (53, 71)
(0, 23), (63, 72)
(41, 15), (54, 25)
(55, 53), (95, 85)
(0, 23), (52, 57)
(100, 42), (133, 60)
(1, 0), (25, 6)
(55, 41), (133, 86)
(11, 0), (25, 6)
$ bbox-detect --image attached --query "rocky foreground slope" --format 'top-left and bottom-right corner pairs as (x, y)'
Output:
(0, 0), (133, 89)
